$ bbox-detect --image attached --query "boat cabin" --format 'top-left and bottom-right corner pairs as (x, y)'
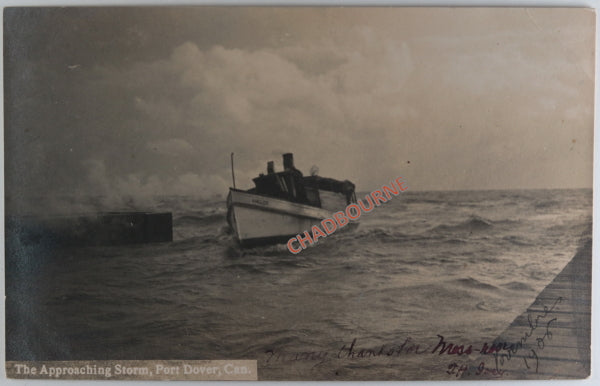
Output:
(248, 153), (356, 212)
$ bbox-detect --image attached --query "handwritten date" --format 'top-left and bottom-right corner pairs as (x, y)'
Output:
(446, 361), (505, 378)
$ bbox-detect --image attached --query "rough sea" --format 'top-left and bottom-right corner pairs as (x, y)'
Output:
(5, 189), (592, 380)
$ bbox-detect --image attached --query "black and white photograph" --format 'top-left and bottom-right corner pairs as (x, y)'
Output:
(2, 5), (595, 381)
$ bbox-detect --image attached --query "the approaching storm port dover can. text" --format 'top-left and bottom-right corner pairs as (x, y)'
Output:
(5, 360), (258, 381)
(287, 176), (408, 254)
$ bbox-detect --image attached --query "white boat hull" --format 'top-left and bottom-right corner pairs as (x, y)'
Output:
(227, 188), (338, 247)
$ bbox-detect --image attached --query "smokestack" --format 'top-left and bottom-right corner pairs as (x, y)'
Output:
(267, 161), (275, 174)
(283, 153), (294, 170)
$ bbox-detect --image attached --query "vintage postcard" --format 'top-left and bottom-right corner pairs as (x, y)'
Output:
(2, 6), (594, 381)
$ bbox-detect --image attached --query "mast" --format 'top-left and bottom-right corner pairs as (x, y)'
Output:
(230, 152), (236, 189)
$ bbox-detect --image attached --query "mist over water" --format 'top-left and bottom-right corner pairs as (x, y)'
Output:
(5, 189), (592, 380)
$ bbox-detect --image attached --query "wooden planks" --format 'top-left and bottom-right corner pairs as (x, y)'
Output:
(462, 238), (592, 380)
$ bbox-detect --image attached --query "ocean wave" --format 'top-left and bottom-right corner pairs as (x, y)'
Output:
(451, 277), (499, 291)
(401, 197), (447, 204)
(229, 243), (290, 257)
(430, 215), (493, 233)
(493, 219), (522, 226)
(353, 227), (410, 242)
(502, 235), (532, 246)
(475, 301), (491, 311)
(221, 262), (269, 275)
(173, 212), (226, 226)
(169, 235), (226, 249)
(501, 281), (535, 291)
(444, 238), (468, 244)
(533, 199), (560, 209)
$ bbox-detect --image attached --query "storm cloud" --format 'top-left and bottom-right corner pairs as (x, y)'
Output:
(4, 7), (594, 212)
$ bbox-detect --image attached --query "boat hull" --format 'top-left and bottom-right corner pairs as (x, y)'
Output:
(227, 188), (336, 247)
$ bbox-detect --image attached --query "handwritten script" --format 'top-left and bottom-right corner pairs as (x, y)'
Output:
(480, 296), (563, 373)
(263, 297), (564, 378)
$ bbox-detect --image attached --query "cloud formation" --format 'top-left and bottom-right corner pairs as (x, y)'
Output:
(4, 7), (594, 213)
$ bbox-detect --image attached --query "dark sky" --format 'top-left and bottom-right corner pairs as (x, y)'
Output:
(4, 7), (594, 209)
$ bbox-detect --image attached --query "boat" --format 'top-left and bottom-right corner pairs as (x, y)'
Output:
(226, 153), (357, 247)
